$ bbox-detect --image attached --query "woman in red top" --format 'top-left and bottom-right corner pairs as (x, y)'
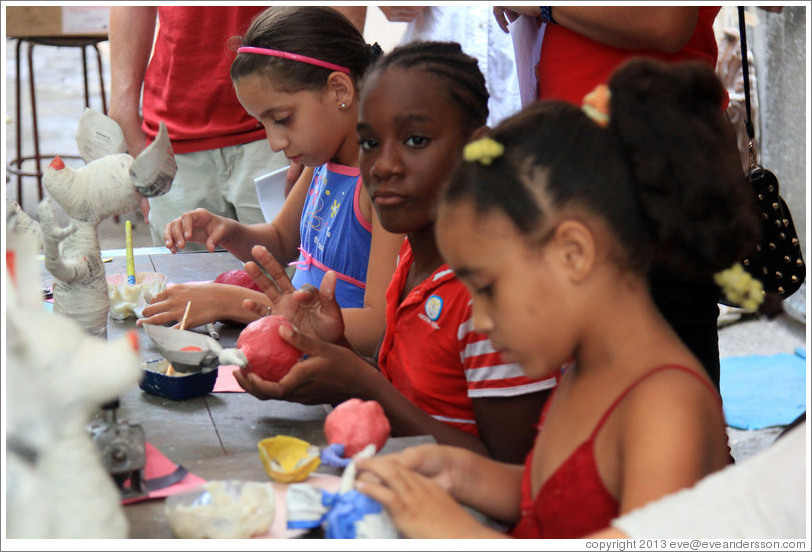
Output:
(493, 6), (728, 391)
(354, 59), (760, 538)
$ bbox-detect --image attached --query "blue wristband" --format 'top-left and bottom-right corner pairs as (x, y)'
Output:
(540, 6), (556, 24)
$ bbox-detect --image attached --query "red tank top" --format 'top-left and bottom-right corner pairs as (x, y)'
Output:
(511, 365), (723, 539)
(537, 7), (722, 106)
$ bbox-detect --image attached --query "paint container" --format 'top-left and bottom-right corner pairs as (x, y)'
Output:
(139, 358), (217, 400)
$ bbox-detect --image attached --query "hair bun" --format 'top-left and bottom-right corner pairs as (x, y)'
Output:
(369, 42), (384, 63)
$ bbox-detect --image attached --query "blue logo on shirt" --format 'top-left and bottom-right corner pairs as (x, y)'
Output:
(425, 295), (443, 321)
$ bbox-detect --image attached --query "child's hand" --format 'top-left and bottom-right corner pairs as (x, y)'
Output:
(354, 453), (493, 539)
(163, 208), (237, 253)
(138, 283), (264, 327)
(357, 444), (456, 493)
(244, 245), (345, 344)
(233, 322), (378, 405)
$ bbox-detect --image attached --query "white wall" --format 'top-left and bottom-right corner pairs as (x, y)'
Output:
(363, 6), (408, 53)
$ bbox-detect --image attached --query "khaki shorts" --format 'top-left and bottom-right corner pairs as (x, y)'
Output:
(147, 139), (287, 248)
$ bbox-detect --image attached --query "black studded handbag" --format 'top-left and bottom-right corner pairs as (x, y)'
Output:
(737, 7), (805, 299)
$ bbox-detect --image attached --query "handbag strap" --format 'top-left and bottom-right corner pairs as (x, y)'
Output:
(737, 7), (758, 168)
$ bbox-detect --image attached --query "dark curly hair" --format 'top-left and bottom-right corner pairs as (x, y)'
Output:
(230, 6), (382, 93)
(443, 57), (759, 277)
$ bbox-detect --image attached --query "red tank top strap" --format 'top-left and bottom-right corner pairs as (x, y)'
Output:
(588, 364), (718, 441)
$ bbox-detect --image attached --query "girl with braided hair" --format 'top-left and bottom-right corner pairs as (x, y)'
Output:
(354, 58), (760, 538)
(241, 40), (556, 464)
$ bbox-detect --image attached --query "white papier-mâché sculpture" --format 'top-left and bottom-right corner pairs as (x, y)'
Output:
(5, 206), (144, 538)
(37, 108), (176, 337)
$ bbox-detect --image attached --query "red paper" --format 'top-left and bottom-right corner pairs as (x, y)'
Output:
(121, 442), (206, 505)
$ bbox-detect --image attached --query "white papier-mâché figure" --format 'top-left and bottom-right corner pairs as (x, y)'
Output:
(5, 206), (144, 538)
(37, 108), (176, 337)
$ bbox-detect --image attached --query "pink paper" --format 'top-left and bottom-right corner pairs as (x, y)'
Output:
(121, 442), (206, 505)
(256, 473), (342, 539)
(213, 365), (245, 392)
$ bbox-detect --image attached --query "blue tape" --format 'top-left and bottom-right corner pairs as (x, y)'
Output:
(323, 490), (385, 539)
(287, 519), (323, 530)
(320, 443), (350, 468)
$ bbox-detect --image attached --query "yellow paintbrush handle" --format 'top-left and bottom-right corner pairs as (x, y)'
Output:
(126, 219), (136, 285)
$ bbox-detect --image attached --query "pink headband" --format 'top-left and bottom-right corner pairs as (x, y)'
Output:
(237, 46), (350, 74)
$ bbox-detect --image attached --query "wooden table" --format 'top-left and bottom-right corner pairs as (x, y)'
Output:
(40, 248), (428, 538)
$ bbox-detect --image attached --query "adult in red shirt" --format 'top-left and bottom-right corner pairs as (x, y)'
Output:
(109, 6), (287, 247)
(494, 6), (727, 390)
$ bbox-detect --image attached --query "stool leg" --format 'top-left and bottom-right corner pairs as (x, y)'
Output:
(15, 39), (23, 205)
(81, 45), (91, 108)
(93, 43), (108, 114)
(27, 41), (44, 202)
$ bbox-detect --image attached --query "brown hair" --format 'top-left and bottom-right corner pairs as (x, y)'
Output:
(230, 6), (381, 93)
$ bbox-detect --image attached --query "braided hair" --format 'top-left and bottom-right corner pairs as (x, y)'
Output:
(364, 40), (490, 131)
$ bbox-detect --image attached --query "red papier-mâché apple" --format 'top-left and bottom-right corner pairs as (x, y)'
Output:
(237, 315), (301, 382)
(324, 398), (391, 457)
(214, 269), (262, 292)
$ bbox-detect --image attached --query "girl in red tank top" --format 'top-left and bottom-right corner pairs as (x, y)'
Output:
(353, 58), (761, 539)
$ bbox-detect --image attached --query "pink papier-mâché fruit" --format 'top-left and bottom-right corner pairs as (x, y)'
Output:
(324, 398), (391, 457)
(237, 315), (301, 382)
(214, 269), (263, 292)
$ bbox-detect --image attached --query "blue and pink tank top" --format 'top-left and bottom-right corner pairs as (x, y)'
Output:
(291, 162), (372, 308)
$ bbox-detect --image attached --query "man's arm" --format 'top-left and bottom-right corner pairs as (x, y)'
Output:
(332, 6), (367, 33)
(108, 6), (157, 157)
(498, 6), (698, 52)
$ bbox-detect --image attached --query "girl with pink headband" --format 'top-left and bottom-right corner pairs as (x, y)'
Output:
(149, 6), (400, 357)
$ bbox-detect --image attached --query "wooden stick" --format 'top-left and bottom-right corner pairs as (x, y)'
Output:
(179, 300), (192, 331)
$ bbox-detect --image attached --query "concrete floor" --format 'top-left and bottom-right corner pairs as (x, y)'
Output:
(4, 36), (809, 463)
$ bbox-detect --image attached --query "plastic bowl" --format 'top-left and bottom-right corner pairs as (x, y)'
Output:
(139, 358), (217, 400)
(108, 272), (167, 320)
(258, 435), (321, 483)
(164, 480), (275, 539)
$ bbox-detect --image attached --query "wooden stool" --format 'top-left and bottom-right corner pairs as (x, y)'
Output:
(7, 36), (108, 210)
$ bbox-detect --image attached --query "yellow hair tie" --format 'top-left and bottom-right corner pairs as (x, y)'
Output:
(714, 263), (765, 311)
(582, 84), (611, 127)
(463, 137), (504, 166)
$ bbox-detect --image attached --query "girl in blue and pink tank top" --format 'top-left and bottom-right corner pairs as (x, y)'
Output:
(148, 7), (403, 356)
(291, 163), (371, 308)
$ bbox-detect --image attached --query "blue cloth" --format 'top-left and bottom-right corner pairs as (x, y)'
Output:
(286, 484), (397, 538)
(323, 490), (389, 539)
(720, 351), (807, 430)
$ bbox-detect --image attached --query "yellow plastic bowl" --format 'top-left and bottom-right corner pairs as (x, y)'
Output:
(258, 435), (321, 483)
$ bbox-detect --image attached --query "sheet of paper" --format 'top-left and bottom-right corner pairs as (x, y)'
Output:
(61, 6), (110, 34)
(121, 442), (206, 505)
(130, 122), (177, 197)
(508, 15), (546, 107)
(75, 107), (127, 163)
(214, 365), (244, 392)
(254, 165), (289, 223)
